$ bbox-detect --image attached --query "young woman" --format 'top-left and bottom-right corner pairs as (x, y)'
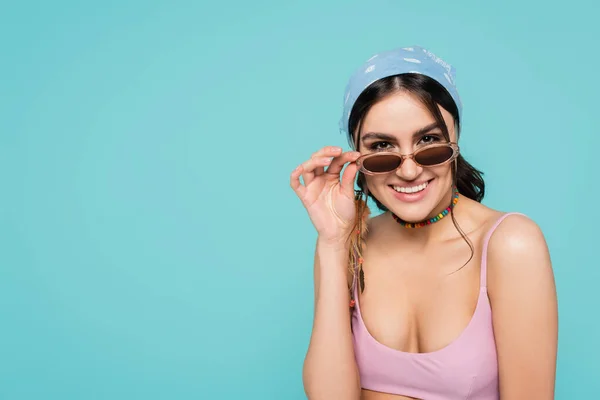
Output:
(290, 46), (558, 400)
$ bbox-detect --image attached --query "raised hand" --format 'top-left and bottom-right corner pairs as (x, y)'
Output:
(290, 146), (361, 244)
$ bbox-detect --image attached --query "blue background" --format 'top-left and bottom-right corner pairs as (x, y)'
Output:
(1, 1), (597, 398)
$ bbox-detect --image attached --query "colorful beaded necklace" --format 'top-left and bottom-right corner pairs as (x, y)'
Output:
(392, 188), (460, 228)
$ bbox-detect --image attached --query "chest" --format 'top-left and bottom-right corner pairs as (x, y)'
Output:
(355, 238), (484, 354)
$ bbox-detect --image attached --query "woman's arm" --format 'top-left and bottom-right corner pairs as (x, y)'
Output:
(302, 238), (361, 400)
(487, 214), (558, 399)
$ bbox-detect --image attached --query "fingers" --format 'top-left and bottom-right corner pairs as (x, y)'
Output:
(299, 146), (343, 185)
(340, 161), (359, 199)
(312, 146), (342, 177)
(313, 164), (325, 177)
(290, 147), (356, 198)
(290, 155), (334, 197)
(313, 146), (343, 158)
(301, 156), (332, 185)
(290, 165), (306, 198)
(326, 151), (361, 176)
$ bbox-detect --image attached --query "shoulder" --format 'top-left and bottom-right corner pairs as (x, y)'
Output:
(486, 213), (551, 270)
(456, 200), (551, 271)
(485, 212), (555, 299)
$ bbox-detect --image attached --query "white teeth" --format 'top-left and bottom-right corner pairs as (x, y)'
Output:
(393, 182), (428, 194)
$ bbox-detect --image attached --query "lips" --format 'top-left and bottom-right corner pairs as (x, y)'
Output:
(391, 181), (429, 194)
(388, 179), (434, 203)
(389, 179), (433, 192)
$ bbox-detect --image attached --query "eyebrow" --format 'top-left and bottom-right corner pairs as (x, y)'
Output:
(361, 122), (442, 143)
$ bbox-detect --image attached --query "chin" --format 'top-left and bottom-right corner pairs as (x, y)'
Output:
(389, 206), (435, 223)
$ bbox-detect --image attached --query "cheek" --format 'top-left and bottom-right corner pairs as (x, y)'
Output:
(429, 165), (455, 195)
(431, 164), (453, 178)
(363, 175), (387, 193)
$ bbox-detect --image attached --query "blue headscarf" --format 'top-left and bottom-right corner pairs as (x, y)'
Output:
(339, 45), (463, 137)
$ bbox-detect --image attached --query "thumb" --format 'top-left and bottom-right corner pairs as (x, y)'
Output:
(340, 162), (359, 199)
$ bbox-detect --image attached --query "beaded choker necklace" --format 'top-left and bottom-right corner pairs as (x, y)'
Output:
(392, 188), (459, 228)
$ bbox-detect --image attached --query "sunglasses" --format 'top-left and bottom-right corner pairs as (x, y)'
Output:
(355, 142), (460, 175)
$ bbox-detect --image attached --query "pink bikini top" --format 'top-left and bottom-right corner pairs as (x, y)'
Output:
(351, 213), (520, 400)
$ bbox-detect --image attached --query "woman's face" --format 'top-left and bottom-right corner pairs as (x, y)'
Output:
(357, 91), (457, 223)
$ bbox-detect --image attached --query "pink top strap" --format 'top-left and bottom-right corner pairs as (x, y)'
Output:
(480, 212), (524, 288)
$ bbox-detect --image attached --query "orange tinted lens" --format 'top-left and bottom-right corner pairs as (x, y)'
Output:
(362, 154), (401, 173)
(415, 146), (453, 166)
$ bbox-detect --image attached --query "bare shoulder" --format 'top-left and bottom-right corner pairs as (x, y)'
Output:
(461, 197), (549, 260)
(484, 211), (556, 311)
(486, 213), (553, 278)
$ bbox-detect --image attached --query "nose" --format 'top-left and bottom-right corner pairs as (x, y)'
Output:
(395, 157), (421, 181)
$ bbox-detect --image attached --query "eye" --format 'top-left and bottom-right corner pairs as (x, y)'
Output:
(368, 141), (393, 151)
(418, 134), (442, 145)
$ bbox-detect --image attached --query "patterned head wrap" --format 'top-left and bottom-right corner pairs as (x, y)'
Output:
(339, 45), (462, 136)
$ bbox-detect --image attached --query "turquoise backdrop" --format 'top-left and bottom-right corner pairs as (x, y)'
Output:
(1, 1), (597, 398)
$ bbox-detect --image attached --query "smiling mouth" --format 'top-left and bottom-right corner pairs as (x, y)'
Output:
(390, 179), (433, 194)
